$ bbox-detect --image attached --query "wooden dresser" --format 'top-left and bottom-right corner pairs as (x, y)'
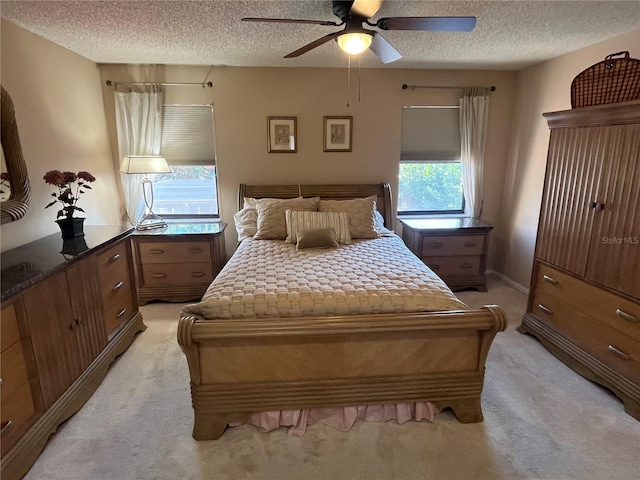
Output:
(131, 222), (226, 305)
(519, 101), (640, 419)
(0, 226), (145, 480)
(399, 217), (493, 291)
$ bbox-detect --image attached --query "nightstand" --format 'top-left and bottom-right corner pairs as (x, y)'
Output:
(131, 222), (226, 305)
(399, 218), (493, 292)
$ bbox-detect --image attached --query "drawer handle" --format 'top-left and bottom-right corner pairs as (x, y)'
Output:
(1, 420), (12, 436)
(463, 242), (478, 247)
(430, 242), (443, 248)
(191, 272), (206, 278)
(538, 304), (553, 315)
(616, 309), (638, 323)
(110, 253), (121, 263)
(189, 248), (204, 254)
(608, 345), (630, 361)
(149, 249), (165, 255)
(460, 263), (473, 269)
(69, 317), (82, 330)
(152, 273), (167, 278)
(116, 308), (127, 318)
(543, 274), (559, 285)
(113, 281), (124, 291)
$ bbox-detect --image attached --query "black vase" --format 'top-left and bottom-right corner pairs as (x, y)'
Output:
(56, 217), (85, 239)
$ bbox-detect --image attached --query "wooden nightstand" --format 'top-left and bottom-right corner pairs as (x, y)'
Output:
(399, 218), (493, 292)
(131, 223), (226, 305)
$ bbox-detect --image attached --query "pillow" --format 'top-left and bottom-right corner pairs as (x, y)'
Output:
(254, 197), (320, 240)
(318, 196), (379, 239)
(296, 228), (339, 250)
(285, 210), (351, 244)
(233, 207), (258, 241)
(374, 210), (394, 236)
(244, 196), (302, 209)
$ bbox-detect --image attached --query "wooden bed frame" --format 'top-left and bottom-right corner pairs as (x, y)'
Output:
(177, 183), (507, 440)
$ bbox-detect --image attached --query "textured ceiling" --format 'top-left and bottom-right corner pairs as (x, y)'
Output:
(1, 1), (639, 70)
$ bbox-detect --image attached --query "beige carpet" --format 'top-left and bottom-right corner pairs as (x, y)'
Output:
(24, 275), (639, 480)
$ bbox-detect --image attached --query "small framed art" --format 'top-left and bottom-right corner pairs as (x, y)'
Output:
(267, 116), (297, 153)
(323, 116), (352, 152)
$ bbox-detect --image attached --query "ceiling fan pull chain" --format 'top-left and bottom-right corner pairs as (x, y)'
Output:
(358, 57), (362, 103)
(346, 56), (351, 108)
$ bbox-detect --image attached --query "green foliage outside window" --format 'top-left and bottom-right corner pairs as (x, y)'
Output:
(398, 162), (464, 212)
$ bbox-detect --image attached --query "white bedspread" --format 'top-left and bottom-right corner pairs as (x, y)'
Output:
(182, 235), (467, 320)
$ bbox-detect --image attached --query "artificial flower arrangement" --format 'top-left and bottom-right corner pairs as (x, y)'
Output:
(44, 170), (96, 220)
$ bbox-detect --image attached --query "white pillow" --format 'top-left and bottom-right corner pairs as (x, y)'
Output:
(374, 210), (394, 236)
(318, 196), (379, 239)
(285, 210), (351, 244)
(233, 207), (258, 241)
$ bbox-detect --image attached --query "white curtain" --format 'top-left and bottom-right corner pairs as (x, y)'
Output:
(114, 85), (163, 225)
(459, 88), (489, 219)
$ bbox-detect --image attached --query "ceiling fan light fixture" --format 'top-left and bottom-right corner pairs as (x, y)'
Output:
(336, 32), (373, 55)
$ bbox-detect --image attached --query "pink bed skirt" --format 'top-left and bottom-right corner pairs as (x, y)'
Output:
(231, 402), (440, 436)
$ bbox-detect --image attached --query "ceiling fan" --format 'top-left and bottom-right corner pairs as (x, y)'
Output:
(242, 0), (476, 64)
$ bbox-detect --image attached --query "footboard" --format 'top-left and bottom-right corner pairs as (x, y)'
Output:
(177, 305), (507, 440)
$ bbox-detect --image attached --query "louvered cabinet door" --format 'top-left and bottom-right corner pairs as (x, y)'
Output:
(586, 124), (640, 299)
(535, 126), (608, 276)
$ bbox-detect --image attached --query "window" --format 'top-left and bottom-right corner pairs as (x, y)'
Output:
(398, 106), (464, 215)
(153, 104), (218, 218)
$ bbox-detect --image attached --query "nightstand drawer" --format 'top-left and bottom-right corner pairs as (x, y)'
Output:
(140, 263), (214, 287)
(423, 255), (481, 276)
(139, 241), (211, 264)
(421, 235), (485, 257)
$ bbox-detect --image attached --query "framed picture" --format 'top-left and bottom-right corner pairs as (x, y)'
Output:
(323, 116), (352, 152)
(267, 116), (297, 153)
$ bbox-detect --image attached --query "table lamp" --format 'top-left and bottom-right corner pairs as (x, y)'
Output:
(120, 155), (172, 230)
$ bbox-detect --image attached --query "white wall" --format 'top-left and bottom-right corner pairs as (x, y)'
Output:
(0, 20), (121, 252)
(496, 28), (640, 288)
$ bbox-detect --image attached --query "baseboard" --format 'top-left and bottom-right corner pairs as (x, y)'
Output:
(486, 269), (529, 295)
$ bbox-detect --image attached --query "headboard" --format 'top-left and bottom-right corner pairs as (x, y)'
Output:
(238, 183), (393, 230)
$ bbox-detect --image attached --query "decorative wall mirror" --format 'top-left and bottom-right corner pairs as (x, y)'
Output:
(1, 85), (31, 224)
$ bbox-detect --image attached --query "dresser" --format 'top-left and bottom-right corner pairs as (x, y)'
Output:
(399, 218), (493, 291)
(0, 226), (145, 480)
(518, 101), (640, 420)
(131, 222), (226, 305)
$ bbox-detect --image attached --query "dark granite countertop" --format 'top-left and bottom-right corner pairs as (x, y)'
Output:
(1, 225), (133, 302)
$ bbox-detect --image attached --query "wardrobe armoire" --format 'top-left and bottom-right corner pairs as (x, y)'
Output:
(519, 100), (640, 419)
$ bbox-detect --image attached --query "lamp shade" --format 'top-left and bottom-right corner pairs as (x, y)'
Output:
(337, 32), (373, 55)
(120, 155), (172, 174)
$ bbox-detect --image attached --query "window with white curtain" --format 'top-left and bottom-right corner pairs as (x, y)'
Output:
(398, 106), (464, 215)
(153, 104), (219, 218)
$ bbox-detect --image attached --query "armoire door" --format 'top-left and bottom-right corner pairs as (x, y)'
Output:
(586, 123), (640, 299)
(535, 125), (608, 276)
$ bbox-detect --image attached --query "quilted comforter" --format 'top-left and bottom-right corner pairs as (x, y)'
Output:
(182, 235), (467, 320)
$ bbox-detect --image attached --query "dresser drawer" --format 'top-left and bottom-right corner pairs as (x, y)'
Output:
(102, 284), (136, 337)
(423, 255), (481, 276)
(1, 303), (21, 352)
(421, 235), (485, 257)
(535, 263), (640, 342)
(139, 241), (211, 264)
(97, 241), (132, 289)
(1, 381), (36, 455)
(532, 287), (640, 382)
(140, 263), (213, 287)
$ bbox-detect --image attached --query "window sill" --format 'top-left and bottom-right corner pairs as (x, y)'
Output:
(397, 213), (470, 220)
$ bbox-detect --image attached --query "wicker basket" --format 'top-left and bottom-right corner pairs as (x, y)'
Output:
(571, 51), (640, 108)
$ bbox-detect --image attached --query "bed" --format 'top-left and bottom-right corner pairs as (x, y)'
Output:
(177, 183), (506, 440)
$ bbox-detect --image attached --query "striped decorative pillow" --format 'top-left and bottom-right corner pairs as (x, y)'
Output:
(285, 210), (351, 245)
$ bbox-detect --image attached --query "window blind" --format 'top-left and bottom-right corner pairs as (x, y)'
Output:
(401, 106), (461, 161)
(160, 104), (215, 165)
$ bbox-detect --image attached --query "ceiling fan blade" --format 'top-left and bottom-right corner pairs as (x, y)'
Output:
(376, 16), (477, 32)
(284, 31), (342, 58)
(242, 17), (340, 27)
(351, 0), (385, 19)
(369, 33), (402, 64)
